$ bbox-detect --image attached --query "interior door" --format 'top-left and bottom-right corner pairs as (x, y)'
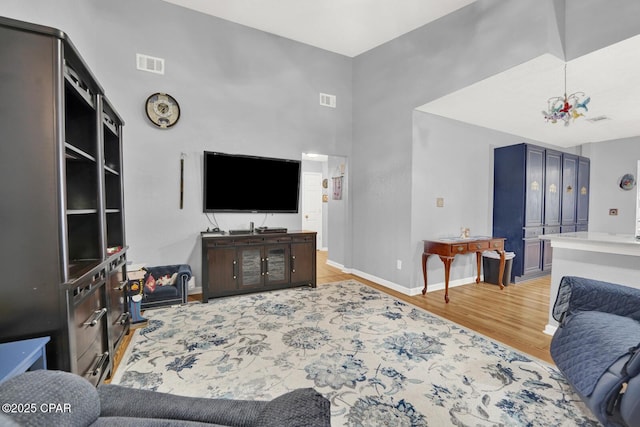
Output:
(302, 172), (323, 247)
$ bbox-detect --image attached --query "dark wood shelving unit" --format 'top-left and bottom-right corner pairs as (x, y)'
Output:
(0, 16), (128, 385)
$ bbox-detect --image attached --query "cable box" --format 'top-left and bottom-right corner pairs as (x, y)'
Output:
(229, 229), (252, 235)
(255, 227), (287, 234)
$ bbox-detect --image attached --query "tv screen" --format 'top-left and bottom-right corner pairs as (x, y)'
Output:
(203, 151), (301, 213)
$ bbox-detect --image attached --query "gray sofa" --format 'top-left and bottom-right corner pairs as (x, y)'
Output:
(550, 276), (640, 427)
(0, 370), (330, 426)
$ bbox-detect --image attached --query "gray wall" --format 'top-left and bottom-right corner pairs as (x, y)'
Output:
(583, 137), (640, 234)
(4, 0), (640, 293)
(351, 0), (640, 291)
(0, 0), (353, 287)
(408, 112), (579, 290)
(351, 0), (565, 288)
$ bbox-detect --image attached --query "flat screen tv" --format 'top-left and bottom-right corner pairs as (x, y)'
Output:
(203, 151), (301, 213)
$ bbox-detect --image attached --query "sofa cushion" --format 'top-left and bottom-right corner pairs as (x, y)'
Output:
(551, 310), (640, 396)
(255, 388), (330, 427)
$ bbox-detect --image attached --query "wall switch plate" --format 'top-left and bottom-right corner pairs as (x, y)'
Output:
(609, 208), (619, 216)
(396, 260), (402, 270)
(436, 197), (444, 207)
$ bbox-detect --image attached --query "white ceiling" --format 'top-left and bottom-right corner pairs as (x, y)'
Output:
(160, 0), (477, 57)
(418, 35), (640, 147)
(162, 0), (640, 147)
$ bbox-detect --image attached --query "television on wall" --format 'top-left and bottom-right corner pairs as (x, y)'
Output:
(203, 151), (301, 213)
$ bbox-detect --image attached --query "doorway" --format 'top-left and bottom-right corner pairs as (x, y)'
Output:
(301, 153), (348, 266)
(301, 153), (328, 249)
(302, 171), (323, 248)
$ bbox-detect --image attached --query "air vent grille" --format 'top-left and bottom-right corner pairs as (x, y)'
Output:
(136, 54), (165, 75)
(319, 93), (337, 108)
(586, 115), (611, 123)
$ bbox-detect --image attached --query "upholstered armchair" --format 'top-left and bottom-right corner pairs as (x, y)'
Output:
(550, 276), (640, 427)
(140, 264), (192, 309)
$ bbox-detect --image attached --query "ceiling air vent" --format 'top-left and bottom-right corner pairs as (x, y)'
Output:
(319, 93), (337, 108)
(586, 115), (611, 123)
(136, 53), (165, 75)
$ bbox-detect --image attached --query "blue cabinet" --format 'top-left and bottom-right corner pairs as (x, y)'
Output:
(561, 154), (578, 226)
(493, 143), (589, 282)
(544, 150), (562, 226)
(577, 157), (590, 228)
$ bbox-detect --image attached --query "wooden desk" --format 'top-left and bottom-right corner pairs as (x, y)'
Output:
(0, 336), (50, 384)
(422, 237), (505, 303)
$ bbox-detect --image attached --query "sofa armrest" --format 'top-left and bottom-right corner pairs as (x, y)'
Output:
(552, 276), (640, 323)
(0, 371), (100, 427)
(99, 384), (266, 426)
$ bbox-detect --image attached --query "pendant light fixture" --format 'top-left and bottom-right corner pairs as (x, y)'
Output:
(542, 64), (590, 126)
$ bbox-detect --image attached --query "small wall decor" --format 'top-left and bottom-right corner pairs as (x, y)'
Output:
(180, 152), (186, 209)
(619, 173), (636, 191)
(332, 176), (343, 200)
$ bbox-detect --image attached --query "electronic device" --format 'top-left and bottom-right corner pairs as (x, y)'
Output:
(201, 227), (224, 235)
(255, 227), (287, 234)
(203, 152), (301, 213)
(229, 229), (252, 235)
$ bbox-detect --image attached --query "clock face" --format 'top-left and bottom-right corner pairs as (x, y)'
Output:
(145, 93), (180, 128)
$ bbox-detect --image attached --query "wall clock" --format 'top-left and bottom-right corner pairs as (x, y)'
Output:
(145, 92), (180, 128)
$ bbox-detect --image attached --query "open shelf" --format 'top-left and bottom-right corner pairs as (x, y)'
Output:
(106, 212), (124, 249)
(67, 212), (101, 262)
(103, 105), (121, 174)
(64, 65), (94, 108)
(66, 158), (98, 211)
(65, 80), (96, 159)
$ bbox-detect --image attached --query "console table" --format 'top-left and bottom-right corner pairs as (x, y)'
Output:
(0, 336), (50, 384)
(422, 237), (505, 303)
(201, 230), (316, 300)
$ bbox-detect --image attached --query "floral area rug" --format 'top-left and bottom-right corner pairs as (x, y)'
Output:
(111, 280), (598, 426)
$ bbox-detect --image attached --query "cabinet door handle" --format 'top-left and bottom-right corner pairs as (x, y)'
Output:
(232, 260), (237, 279)
(114, 280), (127, 291)
(261, 258), (266, 276)
(291, 255), (296, 273)
(90, 352), (109, 377)
(84, 308), (107, 327)
(117, 312), (129, 325)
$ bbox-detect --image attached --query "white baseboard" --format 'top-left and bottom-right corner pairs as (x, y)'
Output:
(325, 259), (345, 271)
(347, 268), (478, 297)
(543, 324), (557, 336)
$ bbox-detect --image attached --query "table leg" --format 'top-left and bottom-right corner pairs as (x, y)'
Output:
(421, 253), (430, 295)
(439, 256), (453, 303)
(496, 249), (506, 290)
(475, 251), (482, 283)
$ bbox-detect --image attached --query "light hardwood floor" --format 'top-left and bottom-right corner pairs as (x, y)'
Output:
(110, 250), (554, 380)
(315, 250), (553, 364)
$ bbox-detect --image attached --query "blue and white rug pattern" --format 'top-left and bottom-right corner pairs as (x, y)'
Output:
(112, 280), (597, 426)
